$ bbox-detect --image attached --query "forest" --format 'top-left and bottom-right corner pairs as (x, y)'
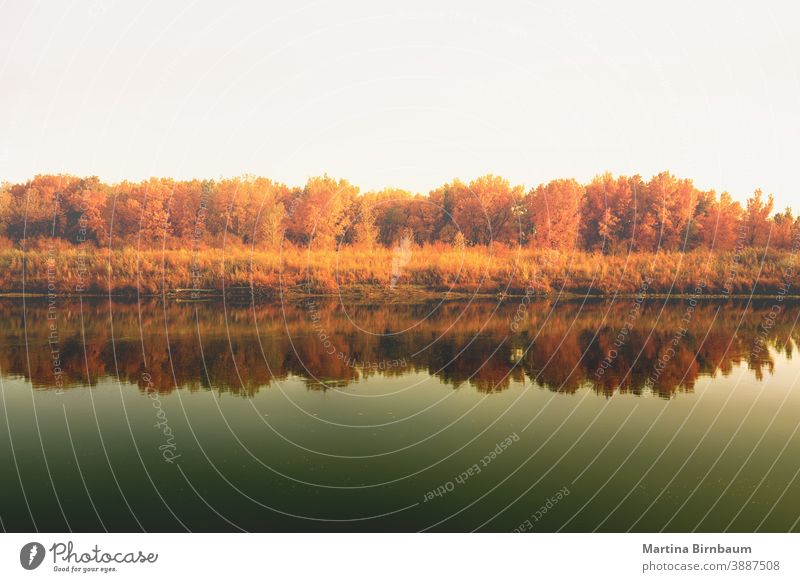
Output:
(0, 172), (797, 295)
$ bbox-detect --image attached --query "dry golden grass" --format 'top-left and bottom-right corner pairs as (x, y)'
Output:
(1, 242), (794, 297)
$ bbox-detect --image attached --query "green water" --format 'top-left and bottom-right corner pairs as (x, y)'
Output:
(0, 298), (798, 531)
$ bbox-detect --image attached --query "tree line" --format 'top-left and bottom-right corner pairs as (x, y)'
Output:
(0, 172), (796, 252)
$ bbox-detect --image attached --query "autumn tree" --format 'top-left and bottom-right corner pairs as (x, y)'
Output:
(110, 178), (173, 246)
(244, 177), (289, 248)
(772, 208), (796, 250)
(75, 178), (112, 245)
(633, 172), (698, 252)
(428, 179), (465, 245)
(0, 172), (791, 259)
(0, 183), (10, 244)
(286, 176), (357, 249)
(580, 173), (639, 253)
(256, 195), (287, 248)
(353, 196), (379, 248)
(208, 177), (290, 247)
(744, 189), (774, 248)
(369, 190), (412, 245)
(450, 175), (523, 245)
(4, 175), (76, 240)
(406, 195), (444, 244)
(526, 178), (584, 250)
(168, 179), (211, 242)
(693, 191), (743, 251)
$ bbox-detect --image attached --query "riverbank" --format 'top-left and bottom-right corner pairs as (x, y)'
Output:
(5, 288), (800, 303)
(0, 245), (797, 298)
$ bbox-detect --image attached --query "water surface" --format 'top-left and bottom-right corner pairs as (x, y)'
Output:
(1, 297), (798, 532)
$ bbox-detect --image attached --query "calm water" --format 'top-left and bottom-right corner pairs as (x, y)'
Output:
(1, 297), (799, 532)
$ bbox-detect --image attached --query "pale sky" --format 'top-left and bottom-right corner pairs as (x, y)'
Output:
(1, 0), (799, 210)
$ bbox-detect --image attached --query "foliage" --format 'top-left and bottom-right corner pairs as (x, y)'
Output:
(1, 172), (795, 254)
(0, 172), (797, 295)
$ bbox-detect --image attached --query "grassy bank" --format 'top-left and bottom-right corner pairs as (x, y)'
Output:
(1, 243), (796, 298)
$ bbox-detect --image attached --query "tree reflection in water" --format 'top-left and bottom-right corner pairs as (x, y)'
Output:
(2, 298), (795, 398)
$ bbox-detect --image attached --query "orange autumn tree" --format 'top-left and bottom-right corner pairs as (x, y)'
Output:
(630, 172), (698, 252)
(772, 208), (796, 250)
(693, 191), (744, 251)
(744, 188), (775, 248)
(352, 196), (379, 249)
(369, 189), (413, 245)
(112, 178), (172, 246)
(427, 180), (463, 244)
(406, 195), (445, 244)
(580, 173), (639, 253)
(211, 176), (289, 247)
(6, 175), (76, 240)
(2, 175), (113, 245)
(286, 176), (357, 249)
(526, 178), (584, 250)
(167, 179), (213, 243)
(450, 175), (524, 246)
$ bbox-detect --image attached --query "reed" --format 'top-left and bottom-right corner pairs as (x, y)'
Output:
(2, 243), (795, 297)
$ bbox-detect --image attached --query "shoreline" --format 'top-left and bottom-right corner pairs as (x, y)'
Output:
(4, 287), (800, 302)
(5, 245), (798, 303)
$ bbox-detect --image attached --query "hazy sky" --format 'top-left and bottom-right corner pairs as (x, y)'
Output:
(1, 0), (799, 209)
